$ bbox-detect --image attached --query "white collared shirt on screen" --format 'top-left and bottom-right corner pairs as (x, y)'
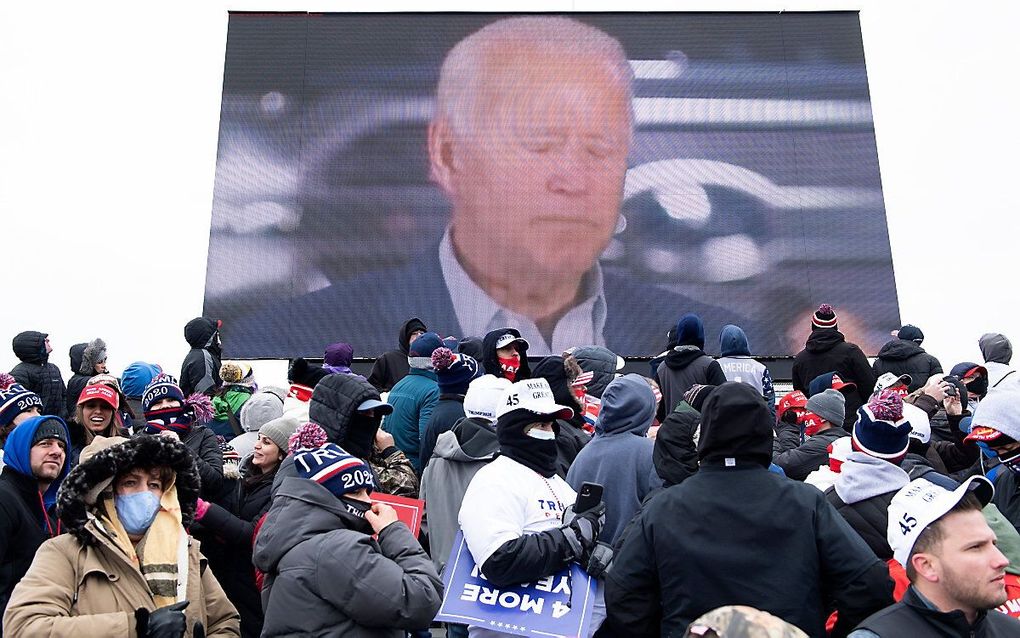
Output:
(438, 228), (606, 356)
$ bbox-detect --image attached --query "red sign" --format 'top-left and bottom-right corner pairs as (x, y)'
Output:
(371, 492), (425, 537)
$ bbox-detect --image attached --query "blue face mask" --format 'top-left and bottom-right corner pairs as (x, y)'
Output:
(115, 491), (161, 535)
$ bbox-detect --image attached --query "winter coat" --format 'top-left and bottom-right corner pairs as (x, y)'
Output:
(565, 375), (661, 544)
(992, 468), (1020, 531)
(772, 426), (850, 481)
(872, 339), (943, 392)
(825, 453), (910, 560)
(653, 401), (701, 487)
(569, 346), (620, 398)
(0, 417), (71, 626)
(210, 386), (254, 439)
(180, 317), (222, 397)
(367, 317), (425, 392)
(419, 394), (465, 473)
(254, 477), (443, 637)
(194, 458), (276, 638)
(853, 585), (1020, 636)
(481, 327), (533, 381)
(554, 419), (590, 479)
(384, 368), (439, 472)
(181, 424), (225, 499)
(420, 416), (499, 572)
(65, 342), (91, 418)
(605, 384), (893, 638)
(4, 433), (239, 637)
(792, 330), (876, 428)
(656, 345), (727, 414)
(717, 325), (776, 419)
(10, 330), (67, 419)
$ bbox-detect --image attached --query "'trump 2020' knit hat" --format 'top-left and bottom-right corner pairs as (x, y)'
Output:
(432, 347), (482, 394)
(852, 390), (912, 462)
(0, 373), (44, 428)
(811, 304), (838, 330)
(293, 443), (375, 497)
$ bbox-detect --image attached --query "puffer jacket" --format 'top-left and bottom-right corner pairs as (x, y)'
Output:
(420, 416), (499, 572)
(4, 434), (239, 637)
(10, 331), (66, 419)
(180, 317), (222, 397)
(656, 345), (727, 414)
(792, 329), (876, 428)
(872, 339), (943, 392)
(65, 342), (91, 418)
(254, 477), (443, 637)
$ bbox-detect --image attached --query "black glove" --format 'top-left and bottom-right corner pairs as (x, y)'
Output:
(583, 541), (614, 578)
(559, 502), (605, 561)
(136, 600), (189, 638)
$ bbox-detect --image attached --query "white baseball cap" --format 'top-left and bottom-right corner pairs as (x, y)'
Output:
(875, 372), (912, 392)
(887, 475), (995, 566)
(463, 375), (513, 422)
(902, 402), (931, 444)
(495, 333), (529, 350)
(495, 378), (574, 421)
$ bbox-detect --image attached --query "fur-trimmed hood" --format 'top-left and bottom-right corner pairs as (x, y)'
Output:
(79, 338), (107, 374)
(57, 435), (200, 546)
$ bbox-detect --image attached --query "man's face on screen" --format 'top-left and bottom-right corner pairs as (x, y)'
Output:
(443, 49), (630, 280)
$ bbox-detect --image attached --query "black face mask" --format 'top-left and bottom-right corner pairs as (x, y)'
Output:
(340, 496), (374, 534)
(343, 411), (380, 459)
(496, 411), (559, 478)
(967, 376), (989, 399)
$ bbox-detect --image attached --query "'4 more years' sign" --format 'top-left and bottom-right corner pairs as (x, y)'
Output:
(436, 532), (597, 638)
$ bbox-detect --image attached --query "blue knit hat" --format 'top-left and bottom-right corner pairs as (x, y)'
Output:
(432, 348), (482, 394)
(675, 314), (705, 349)
(141, 373), (186, 414)
(408, 332), (444, 369)
(0, 373), (43, 427)
(852, 390), (912, 461)
(293, 443), (375, 498)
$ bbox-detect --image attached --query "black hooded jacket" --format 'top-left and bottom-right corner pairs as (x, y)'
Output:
(481, 328), (532, 381)
(872, 339), (943, 392)
(368, 317), (426, 392)
(180, 317), (222, 397)
(65, 343), (90, 418)
(605, 383), (893, 638)
(10, 331), (66, 419)
(655, 345), (727, 415)
(308, 373), (384, 456)
(653, 402), (701, 487)
(531, 356), (590, 478)
(792, 329), (876, 428)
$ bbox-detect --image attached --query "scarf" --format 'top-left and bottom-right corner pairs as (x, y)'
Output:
(100, 484), (188, 609)
(496, 410), (559, 477)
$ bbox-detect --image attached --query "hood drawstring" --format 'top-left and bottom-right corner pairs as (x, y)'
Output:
(38, 490), (61, 537)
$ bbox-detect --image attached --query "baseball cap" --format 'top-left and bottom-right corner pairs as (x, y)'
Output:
(495, 333), (530, 351)
(896, 325), (924, 343)
(903, 402), (931, 444)
(875, 372), (912, 393)
(464, 375), (513, 422)
(887, 475), (994, 566)
(77, 383), (120, 409)
(776, 390), (808, 422)
(495, 378), (574, 421)
(356, 398), (393, 415)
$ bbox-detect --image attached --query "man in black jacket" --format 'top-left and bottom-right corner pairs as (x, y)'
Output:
(180, 317), (223, 397)
(10, 331), (66, 419)
(604, 382), (893, 638)
(852, 474), (1020, 636)
(872, 325), (942, 393)
(368, 316), (427, 392)
(0, 415), (70, 627)
(792, 304), (876, 429)
(773, 388), (849, 480)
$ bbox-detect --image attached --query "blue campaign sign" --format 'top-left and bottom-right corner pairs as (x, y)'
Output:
(436, 532), (597, 638)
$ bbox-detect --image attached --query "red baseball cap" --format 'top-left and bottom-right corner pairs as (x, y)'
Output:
(777, 390), (808, 422)
(77, 383), (119, 410)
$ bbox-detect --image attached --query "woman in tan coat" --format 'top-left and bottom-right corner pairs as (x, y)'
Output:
(3, 435), (239, 637)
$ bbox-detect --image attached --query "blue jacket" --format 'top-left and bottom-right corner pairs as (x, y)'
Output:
(383, 368), (439, 472)
(566, 375), (661, 544)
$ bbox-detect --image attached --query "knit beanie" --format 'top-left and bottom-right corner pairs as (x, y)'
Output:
(811, 304), (838, 330)
(323, 342), (355, 373)
(288, 422), (329, 453)
(0, 373), (44, 427)
(463, 374), (512, 422)
(32, 416), (70, 448)
(258, 415), (302, 454)
(851, 390), (912, 461)
(408, 332), (444, 369)
(432, 348), (481, 394)
(683, 384), (717, 412)
(293, 442), (375, 497)
(674, 313), (706, 349)
(141, 373), (186, 414)
(142, 374), (213, 436)
(966, 386), (1020, 444)
(220, 362), (253, 386)
(239, 391), (285, 433)
(805, 389), (845, 427)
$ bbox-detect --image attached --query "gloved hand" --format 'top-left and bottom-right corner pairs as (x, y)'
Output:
(136, 600), (189, 638)
(583, 541), (614, 578)
(559, 502), (605, 561)
(194, 499), (211, 521)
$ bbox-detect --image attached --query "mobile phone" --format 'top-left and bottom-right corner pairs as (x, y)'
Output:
(943, 375), (960, 397)
(574, 482), (604, 514)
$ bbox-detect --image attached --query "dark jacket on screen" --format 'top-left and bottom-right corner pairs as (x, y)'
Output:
(792, 329), (876, 428)
(180, 317), (222, 396)
(368, 317), (425, 392)
(10, 331), (66, 419)
(872, 339), (943, 392)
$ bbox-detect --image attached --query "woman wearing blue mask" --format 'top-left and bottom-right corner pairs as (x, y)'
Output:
(3, 435), (240, 637)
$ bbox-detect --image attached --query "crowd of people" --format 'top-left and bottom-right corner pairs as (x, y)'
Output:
(1, 304), (1019, 638)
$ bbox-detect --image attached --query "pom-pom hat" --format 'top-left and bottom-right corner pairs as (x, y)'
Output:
(293, 443), (375, 499)
(432, 347), (482, 394)
(0, 373), (43, 427)
(811, 304), (838, 330)
(852, 390), (912, 461)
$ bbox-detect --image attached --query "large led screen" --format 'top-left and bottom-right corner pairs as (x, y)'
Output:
(206, 12), (899, 358)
